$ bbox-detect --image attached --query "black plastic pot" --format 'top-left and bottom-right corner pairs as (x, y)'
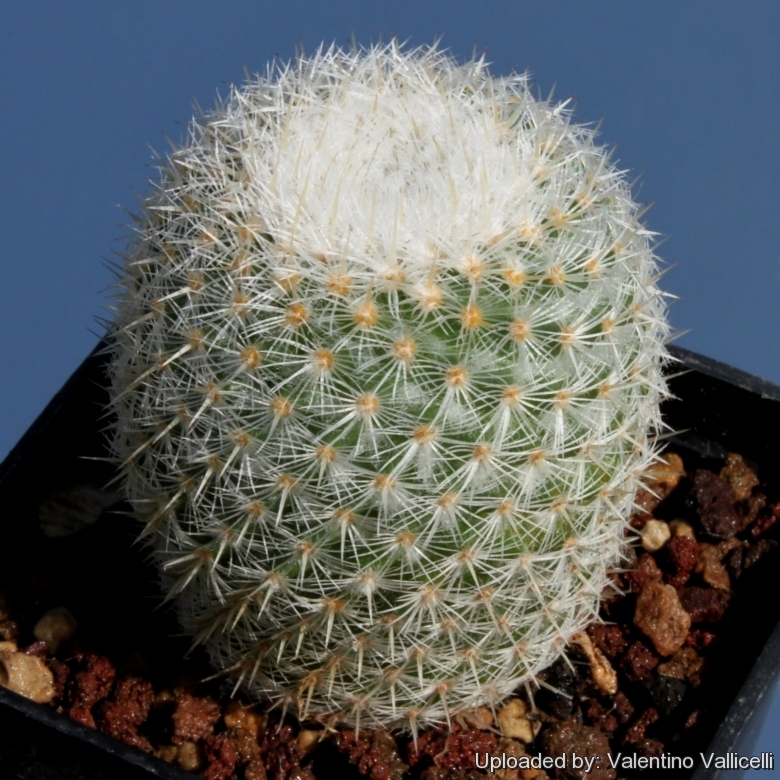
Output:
(0, 343), (779, 780)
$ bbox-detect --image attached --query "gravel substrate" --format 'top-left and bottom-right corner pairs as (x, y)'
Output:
(1, 448), (779, 780)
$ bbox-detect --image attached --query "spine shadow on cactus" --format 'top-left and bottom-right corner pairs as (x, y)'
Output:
(108, 41), (670, 732)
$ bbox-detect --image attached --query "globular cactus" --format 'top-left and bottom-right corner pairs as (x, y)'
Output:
(109, 43), (670, 732)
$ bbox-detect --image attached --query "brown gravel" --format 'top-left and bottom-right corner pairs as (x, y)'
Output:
(584, 699), (619, 733)
(625, 553), (663, 591)
(2, 449), (778, 780)
(335, 728), (408, 780)
(751, 501), (779, 538)
(260, 722), (308, 780)
(245, 758), (269, 780)
(96, 675), (154, 751)
(224, 699), (265, 739)
(739, 493), (767, 531)
(665, 534), (700, 587)
(586, 624), (627, 660)
(48, 656), (71, 699)
(541, 721), (615, 780)
(408, 726), (499, 772)
(623, 708), (659, 746)
(635, 738), (664, 759)
(491, 737), (546, 780)
(611, 691), (634, 724)
(678, 587), (731, 623)
(685, 629), (716, 650)
(203, 732), (240, 780)
(22, 639), (49, 657)
(418, 768), (484, 780)
(0, 646), (55, 703)
(176, 741), (203, 773)
(719, 453), (759, 502)
(172, 692), (221, 746)
(67, 653), (116, 728)
(230, 725), (263, 763)
(634, 453), (685, 515)
(695, 543), (733, 590)
(620, 641), (659, 681)
(657, 647), (704, 686)
(633, 580), (691, 655)
(690, 470), (740, 538)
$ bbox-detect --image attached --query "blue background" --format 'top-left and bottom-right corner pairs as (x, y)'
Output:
(1, 1), (778, 768)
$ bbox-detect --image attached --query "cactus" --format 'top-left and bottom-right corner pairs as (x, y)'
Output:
(109, 43), (670, 732)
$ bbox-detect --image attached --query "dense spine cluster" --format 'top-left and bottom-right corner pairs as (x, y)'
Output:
(109, 43), (670, 731)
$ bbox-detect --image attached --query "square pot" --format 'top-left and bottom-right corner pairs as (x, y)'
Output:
(1, 343), (779, 780)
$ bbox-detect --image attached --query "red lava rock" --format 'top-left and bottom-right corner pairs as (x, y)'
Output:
(751, 502), (780, 538)
(7, 446), (777, 780)
(22, 640), (49, 657)
(690, 470), (740, 539)
(171, 692), (221, 745)
(541, 720), (616, 780)
(685, 630), (716, 650)
(626, 553), (663, 592)
(611, 691), (635, 724)
(678, 587), (731, 623)
(684, 711), (700, 729)
(585, 699), (619, 733)
(624, 708), (659, 746)
(621, 641), (659, 681)
(586, 624), (627, 660)
(97, 676), (154, 751)
(203, 733), (240, 780)
(633, 580), (691, 656)
(629, 511), (653, 530)
(335, 729), (408, 780)
(260, 722), (305, 780)
(67, 653), (116, 728)
(666, 535), (700, 587)
(666, 572), (690, 589)
(408, 726), (498, 771)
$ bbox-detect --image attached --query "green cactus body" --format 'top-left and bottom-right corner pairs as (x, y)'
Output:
(110, 44), (669, 730)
